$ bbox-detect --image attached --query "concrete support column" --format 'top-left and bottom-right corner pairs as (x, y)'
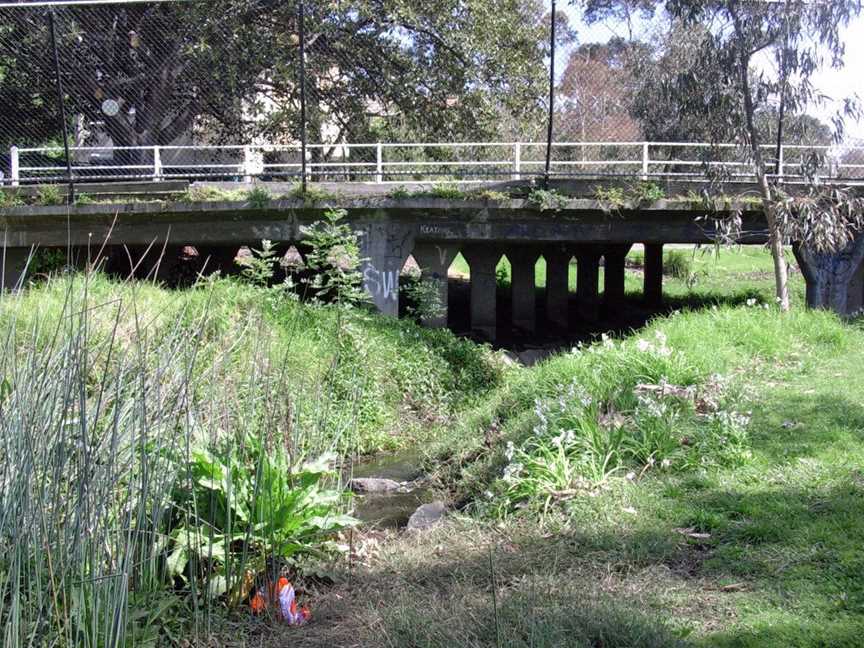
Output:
(794, 237), (864, 316)
(359, 222), (414, 317)
(1, 247), (31, 291)
(507, 246), (541, 334)
(575, 247), (601, 322)
(462, 245), (500, 341)
(544, 247), (571, 331)
(412, 242), (458, 328)
(604, 244), (632, 305)
(644, 243), (664, 306)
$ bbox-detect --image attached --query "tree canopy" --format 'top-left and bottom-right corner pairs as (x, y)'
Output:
(0, 0), (550, 151)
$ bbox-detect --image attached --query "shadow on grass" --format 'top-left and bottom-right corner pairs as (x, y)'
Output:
(746, 392), (864, 462)
(287, 471), (864, 648)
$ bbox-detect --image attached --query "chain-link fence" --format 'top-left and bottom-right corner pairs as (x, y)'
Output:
(1, 0), (861, 187)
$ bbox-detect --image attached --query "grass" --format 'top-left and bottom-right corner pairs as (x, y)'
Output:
(0, 271), (501, 645)
(278, 305), (864, 648)
(3, 246), (861, 647)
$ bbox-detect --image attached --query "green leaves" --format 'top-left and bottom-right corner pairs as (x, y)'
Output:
(168, 435), (356, 605)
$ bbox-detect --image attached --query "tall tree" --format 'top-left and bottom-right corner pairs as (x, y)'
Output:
(0, 1), (549, 159)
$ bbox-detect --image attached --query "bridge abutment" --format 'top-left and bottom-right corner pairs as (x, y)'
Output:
(794, 237), (864, 316)
(360, 223), (414, 317)
(1, 247), (30, 291)
(603, 244), (632, 307)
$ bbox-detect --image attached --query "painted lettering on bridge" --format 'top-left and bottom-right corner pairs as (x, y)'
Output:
(363, 264), (399, 302)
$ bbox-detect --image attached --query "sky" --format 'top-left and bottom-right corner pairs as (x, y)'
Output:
(557, 2), (864, 141)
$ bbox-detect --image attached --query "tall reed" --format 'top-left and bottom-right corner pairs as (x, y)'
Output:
(0, 272), (357, 646)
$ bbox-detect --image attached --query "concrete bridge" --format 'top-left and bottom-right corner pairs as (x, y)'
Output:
(2, 180), (863, 339)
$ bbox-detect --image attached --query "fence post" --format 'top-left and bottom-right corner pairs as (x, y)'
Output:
(10, 147), (19, 187)
(512, 142), (522, 181)
(641, 142), (649, 180)
(376, 143), (383, 184)
(243, 145), (253, 183)
(152, 146), (162, 182)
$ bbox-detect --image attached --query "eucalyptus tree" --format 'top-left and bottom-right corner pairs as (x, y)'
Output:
(574, 0), (862, 310)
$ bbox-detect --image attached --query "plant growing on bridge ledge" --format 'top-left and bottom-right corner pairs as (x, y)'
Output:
(301, 208), (368, 307)
(527, 188), (569, 212)
(246, 186), (273, 209)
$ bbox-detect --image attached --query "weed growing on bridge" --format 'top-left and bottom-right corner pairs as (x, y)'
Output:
(0, 190), (24, 208)
(36, 184), (64, 206)
(180, 185), (247, 202)
(285, 182), (337, 205)
(527, 187), (569, 211)
(246, 185), (273, 209)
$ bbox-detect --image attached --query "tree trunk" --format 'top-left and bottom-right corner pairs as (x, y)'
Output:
(733, 16), (790, 311)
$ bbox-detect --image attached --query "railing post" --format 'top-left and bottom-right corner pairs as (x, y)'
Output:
(641, 142), (649, 180)
(512, 142), (522, 181)
(152, 145), (162, 182)
(10, 146), (19, 187)
(243, 145), (253, 183)
(375, 142), (383, 184)
(777, 144), (785, 182)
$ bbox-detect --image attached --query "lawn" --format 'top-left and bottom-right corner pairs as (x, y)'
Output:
(278, 303), (864, 648)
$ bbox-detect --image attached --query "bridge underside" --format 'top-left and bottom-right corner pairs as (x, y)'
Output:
(2, 188), (862, 336)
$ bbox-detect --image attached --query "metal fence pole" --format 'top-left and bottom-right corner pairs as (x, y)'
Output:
(153, 146), (162, 182)
(47, 7), (74, 202)
(375, 142), (383, 184)
(298, 0), (308, 191)
(544, 0), (557, 187)
(513, 142), (522, 181)
(642, 142), (649, 180)
(10, 147), (19, 187)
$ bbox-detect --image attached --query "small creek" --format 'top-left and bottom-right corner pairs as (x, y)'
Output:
(346, 448), (433, 529)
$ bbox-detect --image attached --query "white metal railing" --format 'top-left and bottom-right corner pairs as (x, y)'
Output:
(5, 141), (864, 186)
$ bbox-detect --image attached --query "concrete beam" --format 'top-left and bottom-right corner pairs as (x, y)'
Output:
(644, 243), (664, 306)
(412, 242), (458, 328)
(507, 246), (541, 334)
(794, 237), (864, 316)
(359, 222), (414, 317)
(576, 246), (602, 322)
(544, 247), (571, 331)
(462, 245), (500, 341)
(603, 244), (632, 305)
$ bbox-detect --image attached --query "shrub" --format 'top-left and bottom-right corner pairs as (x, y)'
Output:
(36, 184), (65, 206)
(246, 186), (273, 209)
(301, 208), (368, 306)
(528, 188), (569, 212)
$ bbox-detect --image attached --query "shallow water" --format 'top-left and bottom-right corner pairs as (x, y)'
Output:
(347, 448), (431, 529)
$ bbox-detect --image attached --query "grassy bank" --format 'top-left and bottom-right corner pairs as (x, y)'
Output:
(0, 274), (499, 646)
(293, 305), (864, 648)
